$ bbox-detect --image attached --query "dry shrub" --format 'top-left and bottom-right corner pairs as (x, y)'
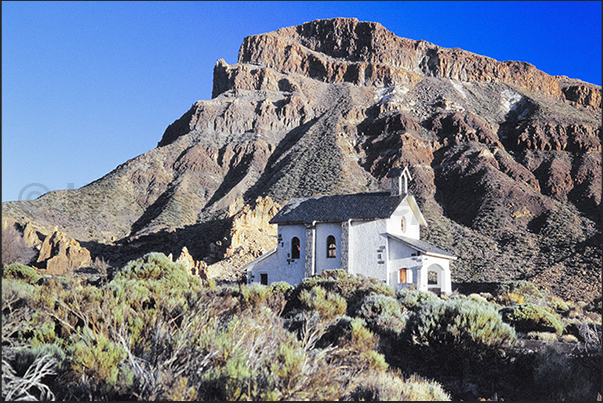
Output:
(2, 224), (36, 267)
(497, 291), (525, 306)
(346, 370), (450, 401)
(2, 353), (57, 401)
(530, 343), (602, 400)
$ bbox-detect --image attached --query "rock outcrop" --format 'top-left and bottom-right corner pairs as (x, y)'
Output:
(2, 18), (600, 302)
(175, 246), (207, 278)
(205, 196), (281, 282)
(36, 228), (92, 275)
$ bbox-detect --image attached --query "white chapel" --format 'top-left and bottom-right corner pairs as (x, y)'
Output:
(245, 167), (456, 295)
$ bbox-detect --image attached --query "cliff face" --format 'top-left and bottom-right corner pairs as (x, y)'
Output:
(3, 18), (600, 302)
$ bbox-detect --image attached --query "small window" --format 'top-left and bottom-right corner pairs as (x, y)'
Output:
(260, 273), (268, 285)
(291, 237), (300, 259)
(401, 217), (405, 233)
(326, 235), (336, 258)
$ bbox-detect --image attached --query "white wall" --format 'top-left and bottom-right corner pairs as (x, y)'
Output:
(387, 237), (421, 290)
(386, 199), (421, 239)
(275, 224), (307, 285)
(315, 222), (342, 274)
(249, 224), (307, 286)
(349, 219), (388, 282)
(417, 257), (452, 295)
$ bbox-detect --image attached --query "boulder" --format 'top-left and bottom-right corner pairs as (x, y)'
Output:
(36, 228), (92, 275)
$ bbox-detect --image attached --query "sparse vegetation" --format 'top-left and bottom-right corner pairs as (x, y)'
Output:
(2, 260), (600, 401)
(2, 224), (36, 267)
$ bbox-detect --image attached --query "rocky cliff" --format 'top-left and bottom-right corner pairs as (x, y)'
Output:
(3, 18), (600, 302)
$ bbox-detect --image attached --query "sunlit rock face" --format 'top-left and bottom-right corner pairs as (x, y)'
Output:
(3, 18), (600, 301)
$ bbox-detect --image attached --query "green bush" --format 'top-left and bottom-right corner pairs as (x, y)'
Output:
(396, 288), (439, 311)
(3, 263), (41, 284)
(499, 303), (564, 336)
(285, 270), (394, 317)
(194, 307), (346, 400)
(299, 286), (347, 320)
(547, 295), (570, 314)
(352, 293), (402, 320)
(67, 326), (133, 396)
(110, 252), (204, 319)
(496, 280), (546, 305)
(2, 278), (37, 311)
(236, 281), (293, 314)
(352, 293), (408, 341)
(408, 296), (517, 356)
(320, 316), (388, 373)
(238, 282), (272, 310)
(270, 281), (293, 295)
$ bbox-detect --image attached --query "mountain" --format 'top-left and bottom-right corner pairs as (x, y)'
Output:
(3, 18), (600, 302)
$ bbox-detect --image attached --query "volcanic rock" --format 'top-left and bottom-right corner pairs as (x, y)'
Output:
(36, 228), (92, 275)
(2, 18), (600, 302)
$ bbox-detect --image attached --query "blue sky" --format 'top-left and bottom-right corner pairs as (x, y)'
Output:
(2, 1), (601, 202)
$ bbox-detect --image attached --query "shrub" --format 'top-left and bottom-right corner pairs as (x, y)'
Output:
(547, 295), (570, 314)
(496, 292), (525, 306)
(67, 326), (133, 395)
(110, 252), (205, 320)
(116, 252), (192, 284)
(2, 224), (36, 267)
(268, 281), (293, 314)
(396, 288), (439, 311)
(238, 282), (272, 310)
(3, 263), (41, 284)
(499, 303), (564, 336)
(299, 286), (347, 321)
(496, 280), (546, 305)
(352, 293), (403, 320)
(193, 307), (345, 400)
(321, 316), (388, 373)
(530, 343), (602, 400)
(2, 344), (65, 401)
(352, 293), (408, 342)
(285, 270), (394, 317)
(2, 278), (37, 313)
(347, 370), (450, 401)
(408, 296), (517, 357)
(237, 281), (293, 314)
(270, 281), (293, 295)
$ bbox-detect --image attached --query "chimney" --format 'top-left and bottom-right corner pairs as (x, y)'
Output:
(387, 166), (412, 196)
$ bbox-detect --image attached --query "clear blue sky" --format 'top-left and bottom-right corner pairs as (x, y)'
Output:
(2, 1), (601, 202)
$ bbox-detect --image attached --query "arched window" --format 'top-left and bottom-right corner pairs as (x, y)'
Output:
(326, 235), (336, 258)
(401, 217), (405, 233)
(428, 270), (438, 285)
(291, 237), (300, 259)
